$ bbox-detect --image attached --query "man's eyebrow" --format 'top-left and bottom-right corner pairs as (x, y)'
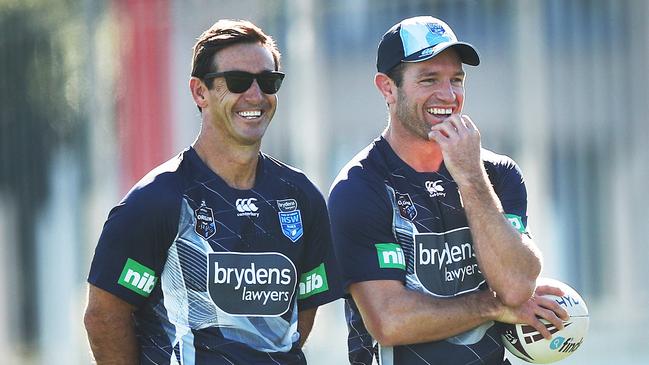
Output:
(416, 70), (466, 78)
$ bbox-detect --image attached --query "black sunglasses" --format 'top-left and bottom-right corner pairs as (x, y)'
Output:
(202, 70), (285, 94)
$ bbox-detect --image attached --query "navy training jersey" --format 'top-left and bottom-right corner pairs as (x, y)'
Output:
(88, 147), (342, 365)
(328, 137), (530, 365)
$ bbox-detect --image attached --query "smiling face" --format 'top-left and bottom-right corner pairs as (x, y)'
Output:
(392, 48), (465, 141)
(202, 42), (278, 146)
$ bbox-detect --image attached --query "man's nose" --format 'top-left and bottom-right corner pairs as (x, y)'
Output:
(435, 81), (456, 102)
(242, 79), (264, 101)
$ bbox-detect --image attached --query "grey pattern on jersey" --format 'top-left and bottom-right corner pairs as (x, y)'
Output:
(157, 199), (298, 359)
(382, 184), (494, 362)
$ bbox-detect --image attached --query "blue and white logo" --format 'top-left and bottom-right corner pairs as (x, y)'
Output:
(400, 16), (455, 59)
(396, 192), (417, 221)
(194, 201), (216, 239)
(279, 211), (303, 242)
(550, 336), (565, 350)
(277, 199), (303, 242)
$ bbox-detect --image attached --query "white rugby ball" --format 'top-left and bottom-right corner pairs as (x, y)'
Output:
(501, 278), (589, 363)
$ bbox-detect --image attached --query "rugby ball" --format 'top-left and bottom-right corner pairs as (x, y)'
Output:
(501, 278), (589, 363)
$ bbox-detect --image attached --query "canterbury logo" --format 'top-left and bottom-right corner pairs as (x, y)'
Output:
(236, 198), (259, 216)
(425, 180), (445, 197)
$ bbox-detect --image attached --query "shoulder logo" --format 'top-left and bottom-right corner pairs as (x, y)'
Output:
(505, 214), (526, 233)
(298, 263), (329, 299)
(396, 192), (417, 221)
(277, 199), (303, 243)
(375, 243), (406, 270)
(236, 198), (260, 217)
(195, 201), (216, 239)
(118, 258), (157, 297)
(425, 180), (446, 197)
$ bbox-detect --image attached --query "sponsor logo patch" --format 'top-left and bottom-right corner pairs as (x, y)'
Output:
(425, 180), (446, 197)
(414, 227), (484, 296)
(505, 214), (526, 233)
(375, 243), (406, 270)
(236, 198), (259, 217)
(194, 201), (216, 239)
(396, 192), (417, 221)
(298, 263), (329, 299)
(118, 258), (157, 297)
(421, 47), (434, 56)
(277, 199), (303, 242)
(207, 252), (297, 316)
(427, 22), (446, 36)
(277, 199), (297, 212)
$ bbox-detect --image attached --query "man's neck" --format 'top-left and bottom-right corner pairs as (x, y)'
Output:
(383, 126), (444, 173)
(192, 134), (260, 190)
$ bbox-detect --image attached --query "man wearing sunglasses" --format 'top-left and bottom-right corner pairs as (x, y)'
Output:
(328, 16), (568, 364)
(85, 19), (341, 365)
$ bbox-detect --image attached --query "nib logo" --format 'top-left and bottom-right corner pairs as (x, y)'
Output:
(505, 214), (526, 233)
(118, 258), (157, 297)
(298, 263), (329, 299)
(376, 243), (406, 270)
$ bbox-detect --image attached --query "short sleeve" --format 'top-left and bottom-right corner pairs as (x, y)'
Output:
(87, 183), (180, 307)
(486, 155), (530, 234)
(295, 183), (344, 311)
(328, 173), (406, 291)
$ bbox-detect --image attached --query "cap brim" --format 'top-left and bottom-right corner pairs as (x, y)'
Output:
(403, 42), (480, 66)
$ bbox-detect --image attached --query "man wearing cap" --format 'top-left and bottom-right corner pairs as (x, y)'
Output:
(328, 16), (567, 364)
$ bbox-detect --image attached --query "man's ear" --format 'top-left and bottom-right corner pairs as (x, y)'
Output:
(190, 77), (209, 110)
(374, 73), (397, 105)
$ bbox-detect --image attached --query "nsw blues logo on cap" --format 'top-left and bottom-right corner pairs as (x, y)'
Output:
(376, 16), (479, 73)
(400, 17), (456, 61)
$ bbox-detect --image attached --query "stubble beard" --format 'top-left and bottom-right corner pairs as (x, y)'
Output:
(395, 87), (431, 141)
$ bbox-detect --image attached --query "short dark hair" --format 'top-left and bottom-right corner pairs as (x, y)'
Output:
(385, 62), (406, 88)
(191, 19), (281, 89)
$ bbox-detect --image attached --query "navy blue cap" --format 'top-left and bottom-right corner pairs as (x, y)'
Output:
(377, 16), (480, 73)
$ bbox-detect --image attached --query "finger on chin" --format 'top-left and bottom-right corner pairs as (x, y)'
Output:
(428, 130), (445, 142)
(431, 122), (455, 138)
(429, 126), (450, 139)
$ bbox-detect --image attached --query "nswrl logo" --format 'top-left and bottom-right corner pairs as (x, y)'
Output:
(118, 258), (157, 297)
(277, 199), (303, 242)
